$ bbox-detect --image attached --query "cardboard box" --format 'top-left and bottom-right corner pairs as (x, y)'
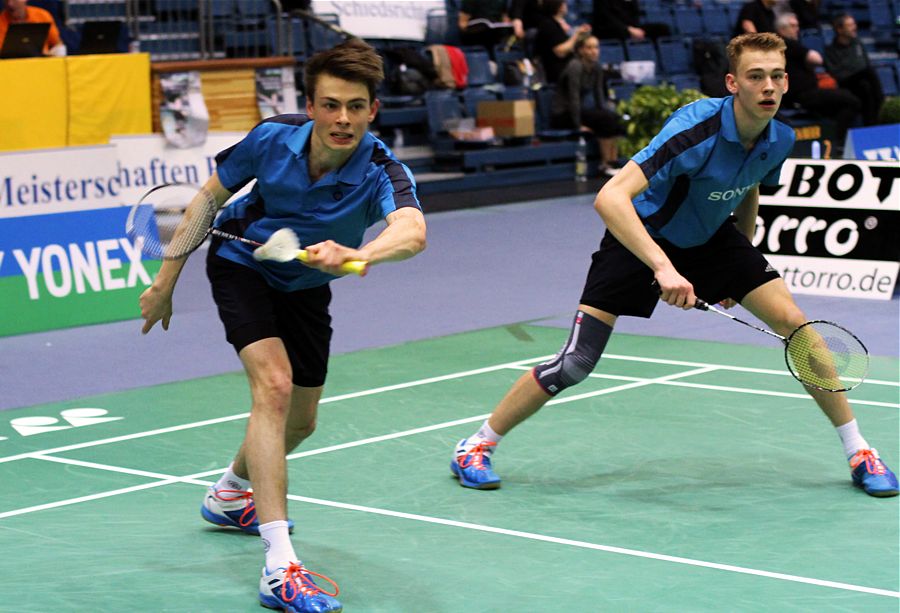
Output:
(476, 100), (535, 138)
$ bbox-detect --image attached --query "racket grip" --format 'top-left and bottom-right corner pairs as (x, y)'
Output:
(693, 299), (710, 311)
(295, 250), (368, 276)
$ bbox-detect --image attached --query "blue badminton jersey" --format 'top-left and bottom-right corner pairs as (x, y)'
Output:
(631, 96), (795, 248)
(213, 115), (421, 291)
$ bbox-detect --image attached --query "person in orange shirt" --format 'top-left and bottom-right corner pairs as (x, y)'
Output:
(0, 0), (66, 56)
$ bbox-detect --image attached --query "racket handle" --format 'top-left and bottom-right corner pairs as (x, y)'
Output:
(651, 280), (710, 311)
(295, 250), (369, 276)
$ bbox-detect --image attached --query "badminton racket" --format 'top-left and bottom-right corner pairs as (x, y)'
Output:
(125, 183), (368, 275)
(693, 298), (868, 392)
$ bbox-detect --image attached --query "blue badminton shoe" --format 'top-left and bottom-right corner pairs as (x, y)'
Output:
(451, 438), (501, 489)
(201, 487), (295, 535)
(849, 449), (899, 497)
(259, 563), (342, 613)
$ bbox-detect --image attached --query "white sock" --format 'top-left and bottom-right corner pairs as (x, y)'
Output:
(214, 463), (251, 492)
(471, 420), (503, 449)
(835, 419), (869, 458)
(259, 520), (298, 572)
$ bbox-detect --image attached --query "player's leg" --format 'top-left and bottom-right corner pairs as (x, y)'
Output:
(237, 337), (294, 526)
(451, 231), (656, 490)
(740, 279), (898, 496)
(451, 307), (616, 490)
(284, 385), (324, 453)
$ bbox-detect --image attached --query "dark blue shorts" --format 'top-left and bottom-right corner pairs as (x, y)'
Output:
(580, 220), (781, 318)
(206, 246), (332, 388)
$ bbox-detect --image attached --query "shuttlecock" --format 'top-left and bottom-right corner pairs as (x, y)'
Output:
(253, 228), (301, 262)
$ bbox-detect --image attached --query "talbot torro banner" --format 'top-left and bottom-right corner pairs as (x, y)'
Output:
(757, 159), (900, 300)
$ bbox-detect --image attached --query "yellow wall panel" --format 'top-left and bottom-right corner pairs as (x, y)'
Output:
(0, 57), (67, 152)
(67, 53), (152, 146)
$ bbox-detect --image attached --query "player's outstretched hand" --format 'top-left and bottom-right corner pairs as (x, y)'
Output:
(718, 298), (737, 309)
(140, 284), (173, 334)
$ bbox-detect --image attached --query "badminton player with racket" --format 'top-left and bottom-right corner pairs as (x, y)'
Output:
(139, 39), (426, 613)
(451, 33), (897, 497)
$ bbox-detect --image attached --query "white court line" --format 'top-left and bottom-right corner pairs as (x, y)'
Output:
(282, 493), (900, 600)
(508, 366), (900, 408)
(0, 354), (554, 466)
(2, 454), (897, 600)
(601, 354), (899, 388)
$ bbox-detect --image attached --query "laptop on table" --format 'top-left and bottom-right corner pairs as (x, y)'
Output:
(77, 21), (123, 55)
(0, 22), (50, 59)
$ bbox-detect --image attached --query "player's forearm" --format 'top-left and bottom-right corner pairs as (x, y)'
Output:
(358, 212), (426, 264)
(596, 191), (672, 274)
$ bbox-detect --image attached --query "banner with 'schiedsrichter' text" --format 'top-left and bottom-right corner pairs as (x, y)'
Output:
(757, 159), (900, 300)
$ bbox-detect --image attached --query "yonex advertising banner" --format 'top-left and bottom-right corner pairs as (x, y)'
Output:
(757, 159), (900, 300)
(0, 136), (248, 337)
(0, 208), (158, 336)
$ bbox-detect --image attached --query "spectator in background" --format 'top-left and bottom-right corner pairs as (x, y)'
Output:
(552, 34), (625, 176)
(825, 14), (884, 126)
(509, 0), (544, 40)
(788, 0), (820, 31)
(592, 0), (671, 41)
(733, 0), (777, 37)
(0, 0), (65, 56)
(459, 0), (516, 53)
(535, 0), (591, 84)
(776, 12), (861, 146)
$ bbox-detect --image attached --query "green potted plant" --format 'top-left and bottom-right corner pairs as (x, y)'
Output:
(616, 84), (707, 157)
(877, 96), (900, 125)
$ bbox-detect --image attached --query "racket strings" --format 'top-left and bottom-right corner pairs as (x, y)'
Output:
(127, 184), (218, 260)
(785, 322), (868, 391)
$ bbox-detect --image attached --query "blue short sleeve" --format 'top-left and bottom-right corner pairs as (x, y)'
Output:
(215, 125), (269, 193)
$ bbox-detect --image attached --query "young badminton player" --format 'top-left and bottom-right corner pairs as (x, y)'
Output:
(451, 32), (897, 498)
(140, 39), (426, 612)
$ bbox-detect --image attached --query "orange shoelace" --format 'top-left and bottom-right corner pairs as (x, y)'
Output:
(281, 563), (340, 602)
(213, 489), (256, 527)
(459, 440), (497, 470)
(849, 449), (886, 476)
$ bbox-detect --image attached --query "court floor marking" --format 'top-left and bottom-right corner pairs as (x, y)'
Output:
(2, 349), (896, 468)
(0, 354), (556, 466)
(2, 453), (897, 600)
(507, 366), (900, 408)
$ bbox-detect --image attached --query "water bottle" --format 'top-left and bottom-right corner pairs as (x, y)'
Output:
(575, 136), (588, 183)
(810, 140), (821, 160)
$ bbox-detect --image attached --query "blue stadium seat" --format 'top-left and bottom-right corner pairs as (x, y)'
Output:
(425, 9), (460, 46)
(624, 39), (658, 63)
(656, 36), (693, 75)
(800, 29), (825, 55)
(642, 6), (675, 32)
(462, 46), (494, 87)
(874, 63), (899, 96)
(669, 73), (702, 91)
(674, 7), (704, 37)
(701, 5), (731, 37)
(607, 78), (636, 102)
(285, 17), (308, 59)
(424, 90), (463, 138)
(532, 85), (574, 139)
(599, 40), (626, 67)
(308, 13), (343, 52)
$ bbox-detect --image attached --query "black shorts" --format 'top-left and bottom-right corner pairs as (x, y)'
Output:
(206, 249), (332, 387)
(580, 220), (780, 318)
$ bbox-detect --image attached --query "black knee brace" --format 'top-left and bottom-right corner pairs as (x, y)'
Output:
(533, 310), (612, 396)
